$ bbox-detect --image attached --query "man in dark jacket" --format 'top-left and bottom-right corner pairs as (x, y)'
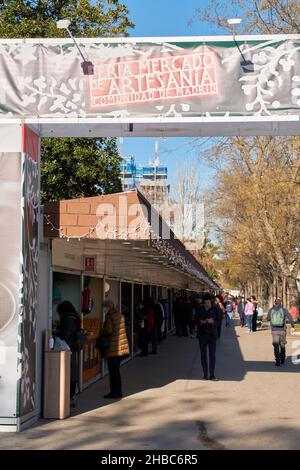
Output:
(237, 297), (246, 327)
(196, 293), (222, 381)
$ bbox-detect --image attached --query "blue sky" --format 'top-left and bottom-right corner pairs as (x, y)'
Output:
(124, 0), (220, 37)
(118, 0), (225, 191)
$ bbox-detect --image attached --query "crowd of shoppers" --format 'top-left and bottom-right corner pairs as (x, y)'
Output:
(55, 290), (298, 404)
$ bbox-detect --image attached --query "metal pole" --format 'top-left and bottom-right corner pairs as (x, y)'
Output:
(66, 28), (87, 63)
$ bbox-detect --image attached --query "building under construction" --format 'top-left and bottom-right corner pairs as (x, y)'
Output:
(120, 141), (170, 206)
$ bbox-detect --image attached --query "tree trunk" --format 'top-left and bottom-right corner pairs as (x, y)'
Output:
(287, 276), (300, 308)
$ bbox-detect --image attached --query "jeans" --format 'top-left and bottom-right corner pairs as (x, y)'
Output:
(198, 334), (217, 377)
(226, 311), (233, 326)
(246, 314), (253, 331)
(239, 312), (246, 326)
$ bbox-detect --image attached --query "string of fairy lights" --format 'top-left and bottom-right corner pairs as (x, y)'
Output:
(44, 214), (217, 288)
(44, 214), (151, 241)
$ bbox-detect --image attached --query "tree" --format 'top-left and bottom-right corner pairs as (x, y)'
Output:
(192, 0), (300, 34)
(0, 0), (134, 200)
(170, 161), (204, 250)
(192, 232), (222, 283)
(0, 0), (134, 38)
(205, 136), (300, 307)
(191, 1), (300, 305)
(41, 137), (122, 202)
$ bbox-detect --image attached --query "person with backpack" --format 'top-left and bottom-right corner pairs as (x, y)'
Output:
(57, 300), (83, 407)
(267, 298), (295, 366)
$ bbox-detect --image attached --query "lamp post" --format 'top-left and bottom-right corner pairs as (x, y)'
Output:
(227, 18), (253, 73)
(56, 19), (94, 75)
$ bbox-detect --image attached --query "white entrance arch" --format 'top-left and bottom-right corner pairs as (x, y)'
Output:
(1, 33), (300, 431)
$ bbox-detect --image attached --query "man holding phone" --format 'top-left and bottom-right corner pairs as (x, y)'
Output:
(196, 293), (222, 381)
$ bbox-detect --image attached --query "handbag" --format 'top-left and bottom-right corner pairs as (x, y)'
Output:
(95, 334), (110, 354)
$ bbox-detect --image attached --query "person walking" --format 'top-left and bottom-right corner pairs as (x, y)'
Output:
(101, 299), (129, 398)
(267, 298), (295, 367)
(251, 295), (258, 332)
(196, 293), (222, 381)
(224, 296), (234, 327)
(214, 296), (225, 339)
(237, 296), (246, 327)
(56, 300), (82, 407)
(245, 297), (255, 333)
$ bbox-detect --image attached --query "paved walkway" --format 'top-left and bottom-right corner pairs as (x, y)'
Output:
(1, 321), (300, 450)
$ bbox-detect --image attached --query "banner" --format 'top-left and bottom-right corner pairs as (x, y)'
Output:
(18, 125), (39, 418)
(0, 37), (299, 119)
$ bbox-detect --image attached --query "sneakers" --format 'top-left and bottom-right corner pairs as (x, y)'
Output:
(202, 375), (209, 380)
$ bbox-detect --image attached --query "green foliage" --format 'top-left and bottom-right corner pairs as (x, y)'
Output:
(193, 232), (222, 283)
(0, 1), (134, 201)
(0, 0), (134, 38)
(40, 137), (122, 202)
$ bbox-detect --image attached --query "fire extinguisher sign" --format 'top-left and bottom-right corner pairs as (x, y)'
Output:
(84, 256), (95, 272)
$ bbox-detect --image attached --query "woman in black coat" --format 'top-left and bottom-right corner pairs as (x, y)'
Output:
(57, 301), (82, 406)
(251, 296), (258, 332)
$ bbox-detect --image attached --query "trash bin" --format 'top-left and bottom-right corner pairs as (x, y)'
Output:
(43, 332), (71, 419)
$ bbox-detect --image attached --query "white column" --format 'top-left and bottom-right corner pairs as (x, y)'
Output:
(0, 123), (40, 432)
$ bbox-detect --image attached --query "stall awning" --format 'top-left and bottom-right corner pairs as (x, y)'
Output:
(44, 190), (219, 291)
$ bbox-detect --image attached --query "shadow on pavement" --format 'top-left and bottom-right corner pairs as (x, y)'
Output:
(31, 319), (298, 426)
(215, 319), (298, 381)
